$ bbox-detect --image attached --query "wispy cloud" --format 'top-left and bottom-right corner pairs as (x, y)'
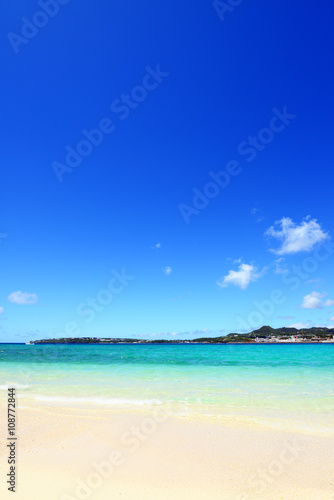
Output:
(251, 208), (264, 222)
(274, 257), (287, 274)
(265, 216), (329, 255)
(146, 328), (212, 339)
(217, 263), (264, 290)
(301, 291), (324, 309)
(0, 307), (4, 314)
(164, 266), (172, 275)
(233, 257), (243, 264)
(287, 321), (311, 329)
(8, 291), (38, 305)
(324, 299), (334, 306)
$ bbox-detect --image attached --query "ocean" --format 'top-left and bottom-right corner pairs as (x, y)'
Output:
(1, 343), (333, 433)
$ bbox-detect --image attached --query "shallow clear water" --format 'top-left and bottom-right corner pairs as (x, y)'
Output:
(1, 343), (333, 431)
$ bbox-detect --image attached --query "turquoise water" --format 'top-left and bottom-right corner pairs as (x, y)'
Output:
(1, 344), (333, 431)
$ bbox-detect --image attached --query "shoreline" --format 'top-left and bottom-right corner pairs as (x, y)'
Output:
(9, 397), (334, 437)
(3, 341), (334, 345)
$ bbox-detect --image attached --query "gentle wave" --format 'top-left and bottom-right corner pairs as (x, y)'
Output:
(0, 384), (30, 390)
(34, 395), (162, 406)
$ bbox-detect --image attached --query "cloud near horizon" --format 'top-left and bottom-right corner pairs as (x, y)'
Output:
(266, 216), (328, 255)
(145, 328), (212, 339)
(8, 291), (38, 305)
(287, 321), (311, 329)
(217, 263), (264, 290)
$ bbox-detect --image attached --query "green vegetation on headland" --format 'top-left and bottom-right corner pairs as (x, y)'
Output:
(30, 326), (334, 344)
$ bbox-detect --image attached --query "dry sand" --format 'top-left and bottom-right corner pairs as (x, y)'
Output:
(0, 402), (333, 500)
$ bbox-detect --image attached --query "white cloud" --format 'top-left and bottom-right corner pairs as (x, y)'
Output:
(324, 299), (334, 306)
(155, 243), (161, 249)
(217, 263), (263, 290)
(8, 291), (38, 305)
(287, 321), (311, 329)
(274, 257), (287, 274)
(233, 257), (243, 264)
(0, 307), (4, 314)
(328, 316), (334, 322)
(144, 329), (212, 339)
(265, 217), (328, 255)
(301, 291), (324, 309)
(164, 266), (172, 275)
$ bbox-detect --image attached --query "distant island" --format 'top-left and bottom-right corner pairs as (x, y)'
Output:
(28, 326), (334, 344)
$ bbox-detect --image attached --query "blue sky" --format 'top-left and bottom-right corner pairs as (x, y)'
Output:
(1, 1), (334, 342)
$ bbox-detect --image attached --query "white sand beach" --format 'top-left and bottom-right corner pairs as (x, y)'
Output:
(0, 403), (333, 500)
